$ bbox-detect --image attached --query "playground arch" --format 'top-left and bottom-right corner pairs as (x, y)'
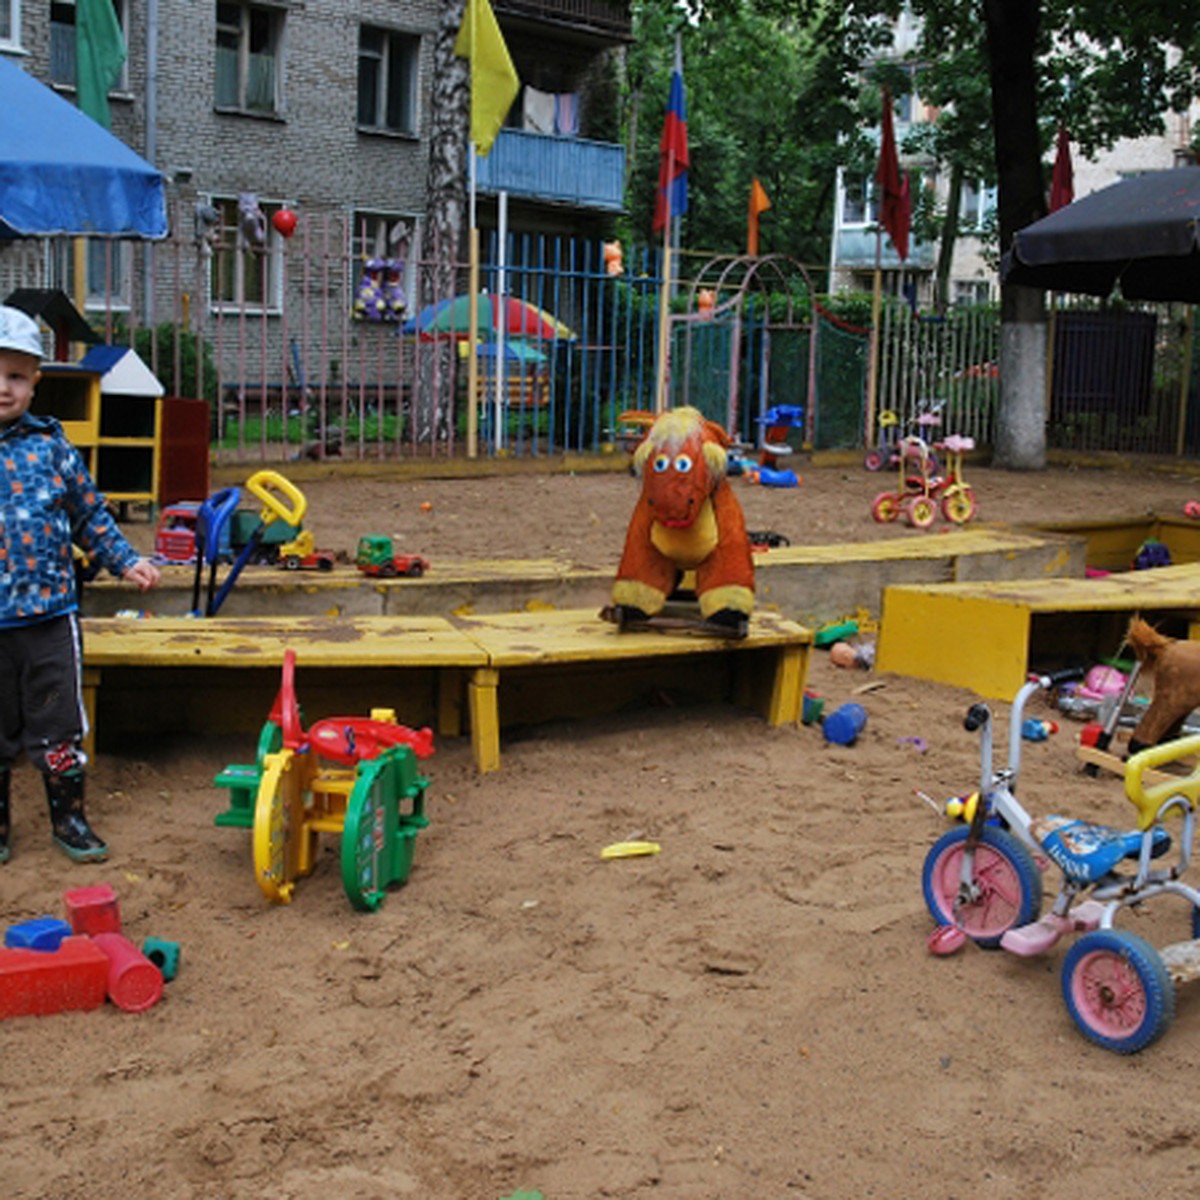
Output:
(667, 253), (868, 451)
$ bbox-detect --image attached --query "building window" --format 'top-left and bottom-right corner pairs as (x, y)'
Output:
(208, 195), (285, 310)
(953, 279), (992, 306)
(1, 0), (20, 47)
(49, 0), (128, 91)
(351, 211), (415, 262)
(215, 1), (282, 115)
(49, 237), (131, 311)
(357, 26), (418, 135)
(840, 176), (877, 228)
(959, 179), (996, 232)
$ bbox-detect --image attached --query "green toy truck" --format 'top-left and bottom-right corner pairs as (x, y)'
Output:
(355, 535), (429, 578)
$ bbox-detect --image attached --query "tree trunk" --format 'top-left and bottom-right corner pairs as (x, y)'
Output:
(983, 0), (1047, 469)
(417, 0), (469, 446)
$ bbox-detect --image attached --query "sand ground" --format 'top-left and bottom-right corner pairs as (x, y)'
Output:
(5, 457), (1200, 1199)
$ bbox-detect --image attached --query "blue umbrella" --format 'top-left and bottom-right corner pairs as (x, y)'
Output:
(0, 57), (167, 239)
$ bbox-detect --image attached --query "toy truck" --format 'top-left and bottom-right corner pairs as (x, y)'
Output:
(154, 502), (232, 564)
(355, 535), (428, 578)
(277, 529), (336, 572)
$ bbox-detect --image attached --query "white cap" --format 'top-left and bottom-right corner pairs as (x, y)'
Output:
(0, 305), (45, 360)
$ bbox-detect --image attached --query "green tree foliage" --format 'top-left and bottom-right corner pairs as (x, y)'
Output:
(624, 0), (893, 271)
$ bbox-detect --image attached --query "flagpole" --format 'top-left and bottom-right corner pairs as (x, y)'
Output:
(866, 227), (883, 449)
(495, 189), (508, 453)
(654, 185), (673, 413)
(467, 148), (480, 459)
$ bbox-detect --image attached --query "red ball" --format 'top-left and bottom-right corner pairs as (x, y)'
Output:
(272, 209), (297, 238)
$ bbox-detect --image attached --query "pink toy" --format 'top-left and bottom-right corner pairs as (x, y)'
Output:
(1075, 665), (1127, 702)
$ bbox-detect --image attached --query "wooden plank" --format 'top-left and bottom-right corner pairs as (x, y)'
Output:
(81, 615), (487, 669)
(455, 607), (809, 667)
(458, 608), (811, 772)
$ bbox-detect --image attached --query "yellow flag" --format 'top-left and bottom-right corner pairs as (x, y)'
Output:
(454, 0), (520, 157)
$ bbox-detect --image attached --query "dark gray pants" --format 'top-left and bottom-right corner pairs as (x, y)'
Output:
(0, 613), (88, 774)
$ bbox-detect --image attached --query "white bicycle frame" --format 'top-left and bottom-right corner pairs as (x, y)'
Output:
(958, 676), (1200, 932)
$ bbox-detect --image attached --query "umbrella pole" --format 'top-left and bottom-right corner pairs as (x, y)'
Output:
(467, 152), (480, 459)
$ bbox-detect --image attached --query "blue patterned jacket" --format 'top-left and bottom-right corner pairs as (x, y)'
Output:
(0, 412), (140, 627)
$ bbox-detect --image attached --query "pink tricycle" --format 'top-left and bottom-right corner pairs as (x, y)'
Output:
(870, 433), (977, 528)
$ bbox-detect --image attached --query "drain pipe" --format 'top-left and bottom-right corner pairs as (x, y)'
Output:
(143, 0), (159, 327)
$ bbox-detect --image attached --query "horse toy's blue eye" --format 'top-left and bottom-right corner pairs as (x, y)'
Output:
(674, 454), (693, 473)
(653, 454), (670, 472)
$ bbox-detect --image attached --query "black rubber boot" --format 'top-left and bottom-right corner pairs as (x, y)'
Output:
(0, 766), (10, 865)
(43, 771), (108, 863)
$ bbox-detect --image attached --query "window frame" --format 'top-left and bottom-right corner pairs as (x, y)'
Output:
(356, 23), (419, 137)
(206, 194), (288, 314)
(214, 0), (284, 117)
(1, 0), (21, 50)
(48, 0), (129, 93)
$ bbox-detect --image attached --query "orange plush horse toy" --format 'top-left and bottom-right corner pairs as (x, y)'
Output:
(605, 405), (755, 637)
(1126, 616), (1200, 753)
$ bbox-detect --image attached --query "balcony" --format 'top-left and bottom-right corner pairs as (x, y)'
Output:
(832, 228), (935, 271)
(494, 0), (632, 41)
(474, 129), (625, 212)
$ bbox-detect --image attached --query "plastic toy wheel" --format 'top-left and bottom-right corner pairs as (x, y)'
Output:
(283, 555), (301, 570)
(905, 495), (938, 528)
(922, 826), (1042, 948)
(252, 748), (318, 904)
(942, 486), (977, 525)
(405, 561), (425, 578)
(864, 449), (887, 472)
(1062, 930), (1175, 1053)
(871, 492), (901, 523)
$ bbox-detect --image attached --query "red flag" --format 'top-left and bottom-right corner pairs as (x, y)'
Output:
(653, 45), (689, 235)
(1050, 124), (1074, 212)
(747, 177), (771, 256)
(876, 88), (910, 261)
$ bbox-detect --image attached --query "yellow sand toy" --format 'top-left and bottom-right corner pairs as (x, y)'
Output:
(214, 649), (434, 910)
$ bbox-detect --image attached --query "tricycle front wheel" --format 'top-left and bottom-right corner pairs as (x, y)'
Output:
(922, 825), (1042, 948)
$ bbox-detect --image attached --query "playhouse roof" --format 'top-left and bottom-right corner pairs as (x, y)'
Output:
(79, 345), (165, 397)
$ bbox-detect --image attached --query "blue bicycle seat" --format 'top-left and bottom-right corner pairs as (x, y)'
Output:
(1031, 815), (1171, 883)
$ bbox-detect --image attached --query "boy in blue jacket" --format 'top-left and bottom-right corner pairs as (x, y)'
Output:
(0, 305), (160, 863)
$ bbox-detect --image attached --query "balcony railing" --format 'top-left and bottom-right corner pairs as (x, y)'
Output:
(494, 0), (632, 39)
(474, 129), (625, 212)
(832, 228), (935, 271)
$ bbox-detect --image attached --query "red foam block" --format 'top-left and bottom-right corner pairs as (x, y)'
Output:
(91, 932), (164, 1013)
(0, 936), (109, 1019)
(63, 883), (122, 936)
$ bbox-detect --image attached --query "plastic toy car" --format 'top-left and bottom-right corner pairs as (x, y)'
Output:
(355, 535), (428, 578)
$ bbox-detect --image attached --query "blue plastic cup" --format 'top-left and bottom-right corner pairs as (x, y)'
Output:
(823, 702), (867, 746)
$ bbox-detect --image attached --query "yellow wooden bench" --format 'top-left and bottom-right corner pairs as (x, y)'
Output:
(454, 607), (811, 772)
(877, 563), (1200, 700)
(80, 615), (487, 757)
(80, 608), (810, 772)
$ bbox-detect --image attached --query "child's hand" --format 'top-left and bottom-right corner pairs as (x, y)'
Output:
(124, 558), (161, 592)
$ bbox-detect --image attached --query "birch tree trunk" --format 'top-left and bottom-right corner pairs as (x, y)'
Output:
(416, 0), (469, 446)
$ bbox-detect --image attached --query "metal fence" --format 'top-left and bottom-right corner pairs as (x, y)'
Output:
(7, 209), (1196, 464)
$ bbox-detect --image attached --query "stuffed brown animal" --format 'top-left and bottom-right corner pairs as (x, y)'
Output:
(609, 406), (755, 633)
(1126, 616), (1200, 752)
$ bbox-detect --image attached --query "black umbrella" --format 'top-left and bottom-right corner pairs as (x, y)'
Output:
(1002, 167), (1200, 302)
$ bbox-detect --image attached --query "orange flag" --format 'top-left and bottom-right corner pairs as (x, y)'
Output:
(747, 177), (771, 256)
